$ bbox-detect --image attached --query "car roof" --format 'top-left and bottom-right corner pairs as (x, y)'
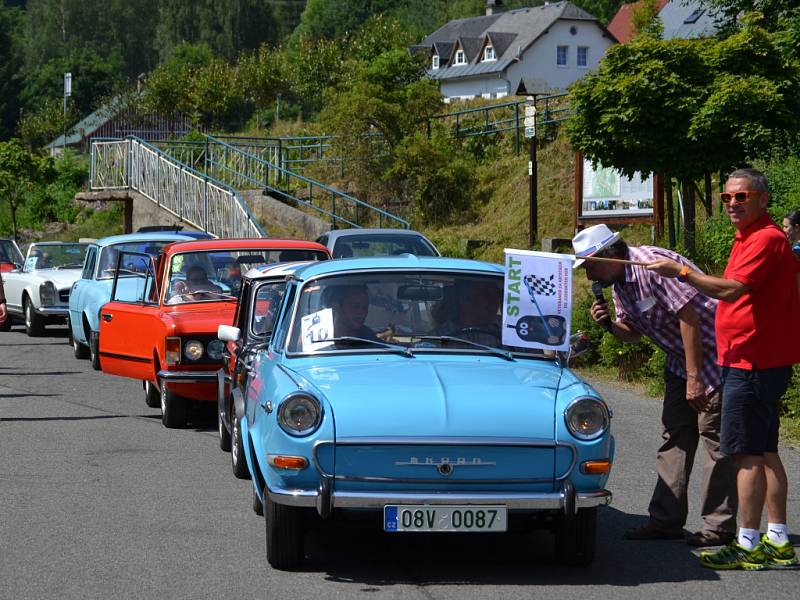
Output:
(291, 255), (503, 281)
(28, 241), (88, 246)
(93, 232), (197, 247)
(160, 238), (330, 255)
(323, 228), (431, 242)
(243, 261), (312, 280)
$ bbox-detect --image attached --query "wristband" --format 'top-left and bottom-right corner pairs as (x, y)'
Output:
(676, 265), (691, 283)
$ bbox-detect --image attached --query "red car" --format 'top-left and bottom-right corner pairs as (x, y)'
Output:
(97, 238), (330, 427)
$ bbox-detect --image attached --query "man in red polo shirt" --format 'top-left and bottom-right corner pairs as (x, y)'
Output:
(649, 168), (800, 570)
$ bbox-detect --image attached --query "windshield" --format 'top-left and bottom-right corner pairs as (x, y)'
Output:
(285, 271), (544, 357)
(331, 234), (438, 258)
(0, 241), (22, 264)
(24, 243), (87, 271)
(98, 240), (175, 279)
(165, 249), (325, 305)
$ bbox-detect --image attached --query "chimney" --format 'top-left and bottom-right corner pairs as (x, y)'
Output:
(486, 0), (502, 16)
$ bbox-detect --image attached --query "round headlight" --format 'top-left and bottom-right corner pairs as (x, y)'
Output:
(184, 340), (204, 361)
(278, 393), (322, 437)
(565, 397), (609, 440)
(207, 339), (225, 360)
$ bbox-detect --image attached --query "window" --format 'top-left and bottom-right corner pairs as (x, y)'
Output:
(577, 46), (588, 68)
(454, 49), (466, 65)
(483, 46), (496, 61)
(557, 45), (568, 67)
(432, 54), (439, 69)
(684, 9), (704, 24)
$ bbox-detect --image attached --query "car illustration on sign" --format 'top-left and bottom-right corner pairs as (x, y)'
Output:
(2, 241), (88, 336)
(227, 255), (614, 570)
(96, 239), (329, 428)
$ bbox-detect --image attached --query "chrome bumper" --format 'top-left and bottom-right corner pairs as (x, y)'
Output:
(36, 306), (69, 316)
(157, 369), (224, 385)
(268, 482), (612, 518)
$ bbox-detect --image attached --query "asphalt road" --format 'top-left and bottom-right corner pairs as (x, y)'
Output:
(1, 324), (798, 600)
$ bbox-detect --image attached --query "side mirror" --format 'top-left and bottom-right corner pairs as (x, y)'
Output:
(218, 324), (241, 343)
(567, 331), (591, 362)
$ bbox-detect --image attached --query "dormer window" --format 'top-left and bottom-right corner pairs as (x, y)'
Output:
(483, 45), (496, 61)
(454, 49), (466, 65)
(432, 54), (440, 69)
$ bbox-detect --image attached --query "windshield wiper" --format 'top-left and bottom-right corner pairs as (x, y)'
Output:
(416, 335), (514, 361)
(328, 336), (413, 357)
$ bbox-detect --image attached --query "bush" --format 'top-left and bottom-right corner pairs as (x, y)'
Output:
(780, 364), (800, 419)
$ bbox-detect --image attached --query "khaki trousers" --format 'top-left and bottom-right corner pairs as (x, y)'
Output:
(648, 369), (738, 534)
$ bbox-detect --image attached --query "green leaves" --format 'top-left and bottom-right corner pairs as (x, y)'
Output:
(568, 22), (800, 179)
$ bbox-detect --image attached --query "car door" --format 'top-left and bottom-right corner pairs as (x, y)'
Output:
(1, 264), (26, 314)
(69, 245), (98, 340)
(98, 252), (161, 381)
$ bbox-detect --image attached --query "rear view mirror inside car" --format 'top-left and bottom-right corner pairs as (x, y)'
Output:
(397, 284), (443, 302)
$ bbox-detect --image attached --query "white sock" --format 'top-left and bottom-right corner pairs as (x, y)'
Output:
(766, 523), (789, 545)
(738, 527), (760, 550)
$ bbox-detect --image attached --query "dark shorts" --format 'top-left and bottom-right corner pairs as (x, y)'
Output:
(720, 366), (792, 456)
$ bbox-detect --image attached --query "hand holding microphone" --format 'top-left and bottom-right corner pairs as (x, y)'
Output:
(591, 281), (613, 332)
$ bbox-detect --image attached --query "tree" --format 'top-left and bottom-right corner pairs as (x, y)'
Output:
(140, 43), (216, 120)
(0, 7), (24, 140)
(0, 139), (49, 239)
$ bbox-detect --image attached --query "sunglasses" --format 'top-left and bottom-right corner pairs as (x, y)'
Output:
(720, 191), (759, 204)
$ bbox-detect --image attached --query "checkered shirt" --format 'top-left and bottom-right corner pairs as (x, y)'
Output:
(611, 246), (721, 393)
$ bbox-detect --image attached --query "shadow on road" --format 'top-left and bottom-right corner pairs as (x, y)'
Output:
(281, 506), (723, 586)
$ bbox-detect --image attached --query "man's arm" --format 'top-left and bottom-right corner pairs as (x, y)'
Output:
(590, 299), (641, 343)
(677, 302), (709, 412)
(647, 259), (748, 302)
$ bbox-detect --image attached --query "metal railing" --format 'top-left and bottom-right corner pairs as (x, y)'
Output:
(203, 135), (409, 230)
(430, 93), (572, 153)
(90, 137), (265, 238)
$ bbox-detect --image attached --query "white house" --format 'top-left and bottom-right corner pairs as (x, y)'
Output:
(412, 1), (617, 101)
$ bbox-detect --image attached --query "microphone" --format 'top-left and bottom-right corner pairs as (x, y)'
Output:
(591, 281), (612, 332)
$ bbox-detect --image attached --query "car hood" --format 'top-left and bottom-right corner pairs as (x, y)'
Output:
(288, 356), (561, 439)
(163, 302), (237, 335)
(25, 268), (82, 289)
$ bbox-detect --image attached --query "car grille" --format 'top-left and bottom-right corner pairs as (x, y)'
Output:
(330, 443), (558, 484)
(59, 289), (70, 303)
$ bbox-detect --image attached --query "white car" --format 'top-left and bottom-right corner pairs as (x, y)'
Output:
(2, 242), (89, 336)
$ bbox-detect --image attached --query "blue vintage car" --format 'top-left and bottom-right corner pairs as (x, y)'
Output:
(68, 232), (196, 369)
(227, 256), (614, 570)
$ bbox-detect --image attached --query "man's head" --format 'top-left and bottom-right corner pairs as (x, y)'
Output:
(325, 284), (369, 336)
(186, 266), (209, 285)
(455, 279), (501, 327)
(723, 168), (769, 232)
(571, 224), (628, 285)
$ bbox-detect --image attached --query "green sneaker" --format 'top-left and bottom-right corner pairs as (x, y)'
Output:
(761, 535), (799, 568)
(699, 541), (767, 570)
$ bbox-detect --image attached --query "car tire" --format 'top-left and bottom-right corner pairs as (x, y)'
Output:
(554, 507), (597, 567)
(265, 488), (304, 570)
(253, 486), (264, 516)
(144, 381), (160, 408)
(231, 410), (250, 479)
(160, 384), (187, 428)
(70, 322), (90, 359)
(24, 297), (45, 337)
(89, 330), (101, 370)
(218, 401), (232, 452)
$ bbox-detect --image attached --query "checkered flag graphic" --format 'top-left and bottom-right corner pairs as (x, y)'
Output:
(524, 273), (556, 297)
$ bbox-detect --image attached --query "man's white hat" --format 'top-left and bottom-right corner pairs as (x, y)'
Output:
(571, 224), (621, 269)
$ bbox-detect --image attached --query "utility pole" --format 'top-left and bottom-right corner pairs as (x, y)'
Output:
(524, 96), (538, 247)
(63, 72), (72, 154)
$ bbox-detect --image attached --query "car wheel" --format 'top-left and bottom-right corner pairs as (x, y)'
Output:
(24, 297), (44, 337)
(144, 381), (160, 408)
(252, 486), (264, 516)
(89, 330), (101, 370)
(160, 384), (187, 428)
(70, 322), (90, 358)
(554, 507), (597, 567)
(265, 488), (304, 570)
(218, 401), (231, 452)
(231, 411), (250, 479)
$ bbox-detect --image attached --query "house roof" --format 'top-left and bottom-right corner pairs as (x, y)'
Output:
(607, 0), (669, 43)
(418, 1), (613, 81)
(46, 97), (123, 149)
(659, 0), (721, 40)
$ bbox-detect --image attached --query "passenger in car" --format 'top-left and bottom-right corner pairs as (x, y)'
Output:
(324, 284), (377, 339)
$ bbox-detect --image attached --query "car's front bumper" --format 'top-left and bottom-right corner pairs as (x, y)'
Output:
(268, 481), (612, 519)
(36, 306), (69, 317)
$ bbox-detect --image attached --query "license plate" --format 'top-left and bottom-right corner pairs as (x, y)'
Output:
(384, 505), (507, 532)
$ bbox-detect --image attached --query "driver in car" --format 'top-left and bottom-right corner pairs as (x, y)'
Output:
(437, 279), (501, 344)
(171, 265), (223, 301)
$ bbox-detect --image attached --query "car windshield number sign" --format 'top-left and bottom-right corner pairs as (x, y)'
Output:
(384, 505), (507, 532)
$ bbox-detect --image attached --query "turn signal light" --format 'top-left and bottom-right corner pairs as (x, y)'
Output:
(268, 455), (308, 470)
(165, 337), (181, 365)
(581, 460), (611, 474)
